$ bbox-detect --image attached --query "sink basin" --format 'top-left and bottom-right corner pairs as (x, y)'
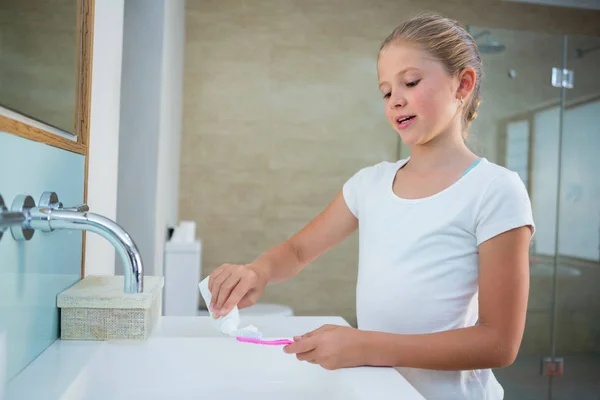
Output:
(6, 317), (425, 399)
(74, 338), (404, 399)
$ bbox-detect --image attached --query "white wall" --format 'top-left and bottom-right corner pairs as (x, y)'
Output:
(116, 0), (164, 276)
(154, 0), (185, 277)
(85, 0), (125, 276)
(116, 0), (184, 277)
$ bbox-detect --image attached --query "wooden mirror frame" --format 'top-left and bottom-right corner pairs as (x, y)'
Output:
(0, 0), (95, 277)
(0, 0), (94, 157)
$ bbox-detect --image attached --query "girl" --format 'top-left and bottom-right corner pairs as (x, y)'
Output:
(207, 12), (534, 400)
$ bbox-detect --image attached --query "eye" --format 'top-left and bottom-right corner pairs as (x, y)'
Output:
(383, 92), (391, 99)
(406, 79), (421, 88)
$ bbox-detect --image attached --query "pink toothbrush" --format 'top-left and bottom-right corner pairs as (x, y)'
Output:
(236, 336), (293, 346)
(235, 327), (294, 345)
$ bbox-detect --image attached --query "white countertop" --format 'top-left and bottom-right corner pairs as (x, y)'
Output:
(6, 316), (424, 400)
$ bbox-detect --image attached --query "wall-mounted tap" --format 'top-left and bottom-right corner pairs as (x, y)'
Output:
(0, 192), (143, 293)
(0, 194), (26, 242)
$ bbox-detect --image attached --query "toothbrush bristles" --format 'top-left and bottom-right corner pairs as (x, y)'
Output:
(236, 329), (262, 339)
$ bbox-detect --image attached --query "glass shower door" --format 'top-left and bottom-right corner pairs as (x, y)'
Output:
(464, 26), (565, 400)
(548, 33), (600, 400)
(397, 26), (599, 400)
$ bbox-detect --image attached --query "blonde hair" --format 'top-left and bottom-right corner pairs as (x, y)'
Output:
(379, 12), (483, 138)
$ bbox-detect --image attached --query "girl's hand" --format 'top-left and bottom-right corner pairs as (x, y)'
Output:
(283, 325), (369, 370)
(208, 263), (269, 316)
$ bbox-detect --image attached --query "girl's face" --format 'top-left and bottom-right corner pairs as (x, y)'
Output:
(377, 42), (464, 146)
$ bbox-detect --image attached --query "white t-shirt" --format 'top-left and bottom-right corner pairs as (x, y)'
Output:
(342, 157), (535, 400)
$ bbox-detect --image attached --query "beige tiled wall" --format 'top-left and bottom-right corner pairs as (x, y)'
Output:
(181, 0), (600, 326)
(0, 0), (79, 133)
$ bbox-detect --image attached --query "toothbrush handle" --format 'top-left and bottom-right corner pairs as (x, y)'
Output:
(268, 339), (293, 345)
(236, 337), (293, 345)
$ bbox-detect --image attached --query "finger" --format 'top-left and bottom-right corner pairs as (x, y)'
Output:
(237, 292), (256, 310)
(210, 270), (232, 310)
(283, 335), (318, 355)
(321, 361), (337, 371)
(208, 265), (228, 293)
(221, 279), (253, 315)
(213, 275), (241, 313)
(295, 349), (318, 362)
(285, 327), (328, 353)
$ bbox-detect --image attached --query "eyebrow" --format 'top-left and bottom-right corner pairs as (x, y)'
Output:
(378, 67), (420, 89)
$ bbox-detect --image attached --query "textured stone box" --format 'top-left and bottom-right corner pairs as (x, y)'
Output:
(57, 275), (164, 340)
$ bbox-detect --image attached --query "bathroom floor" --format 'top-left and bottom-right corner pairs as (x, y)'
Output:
(494, 354), (600, 400)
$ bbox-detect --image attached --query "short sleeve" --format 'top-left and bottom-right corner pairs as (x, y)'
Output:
(342, 168), (364, 218)
(475, 171), (535, 246)
(342, 163), (386, 219)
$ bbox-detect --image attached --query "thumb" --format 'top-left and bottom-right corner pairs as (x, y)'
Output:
(237, 293), (256, 309)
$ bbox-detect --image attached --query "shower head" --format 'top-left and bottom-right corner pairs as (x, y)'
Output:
(575, 44), (600, 58)
(467, 27), (506, 54)
(471, 30), (491, 41)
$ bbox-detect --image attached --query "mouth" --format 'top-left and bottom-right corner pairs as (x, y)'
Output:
(395, 115), (416, 129)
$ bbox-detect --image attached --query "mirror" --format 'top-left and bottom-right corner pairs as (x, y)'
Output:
(0, 0), (80, 134)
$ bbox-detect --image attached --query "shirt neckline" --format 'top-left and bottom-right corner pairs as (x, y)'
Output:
(389, 157), (487, 204)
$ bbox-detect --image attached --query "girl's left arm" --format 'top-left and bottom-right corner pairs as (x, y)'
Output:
(363, 225), (532, 370)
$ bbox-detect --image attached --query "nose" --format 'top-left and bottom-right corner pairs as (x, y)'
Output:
(388, 91), (406, 109)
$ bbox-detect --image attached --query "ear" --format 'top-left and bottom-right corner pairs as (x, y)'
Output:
(456, 67), (476, 101)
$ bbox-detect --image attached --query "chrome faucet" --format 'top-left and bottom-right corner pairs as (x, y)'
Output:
(0, 192), (143, 293)
(0, 194), (26, 241)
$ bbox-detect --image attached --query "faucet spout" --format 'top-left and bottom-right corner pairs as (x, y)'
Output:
(45, 209), (144, 293)
(0, 192), (144, 293)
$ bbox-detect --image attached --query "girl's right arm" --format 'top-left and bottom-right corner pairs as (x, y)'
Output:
(208, 189), (358, 316)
